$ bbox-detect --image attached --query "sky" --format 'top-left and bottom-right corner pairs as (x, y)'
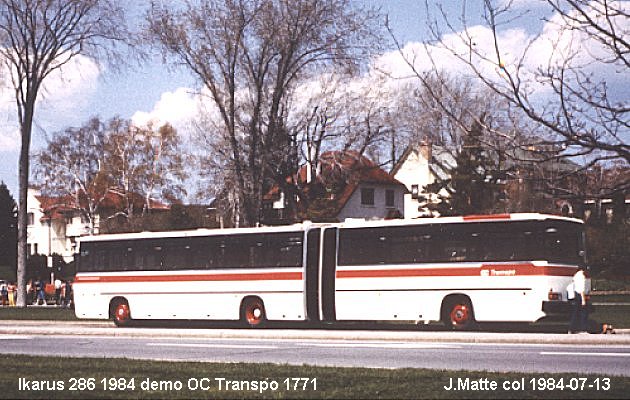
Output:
(0, 0), (627, 199)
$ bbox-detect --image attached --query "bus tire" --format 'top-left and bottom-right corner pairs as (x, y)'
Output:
(241, 297), (266, 328)
(110, 298), (132, 327)
(442, 296), (476, 331)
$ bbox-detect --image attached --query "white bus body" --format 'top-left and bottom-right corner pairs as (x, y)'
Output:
(73, 214), (585, 328)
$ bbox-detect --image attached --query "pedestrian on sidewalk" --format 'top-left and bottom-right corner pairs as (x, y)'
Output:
(35, 279), (46, 305)
(8, 283), (16, 307)
(568, 267), (589, 334)
(0, 282), (7, 306)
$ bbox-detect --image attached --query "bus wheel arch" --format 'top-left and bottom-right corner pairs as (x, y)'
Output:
(441, 294), (476, 330)
(240, 296), (266, 328)
(109, 297), (132, 327)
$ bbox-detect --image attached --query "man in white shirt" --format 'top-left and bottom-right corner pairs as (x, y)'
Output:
(569, 268), (589, 333)
(55, 279), (63, 305)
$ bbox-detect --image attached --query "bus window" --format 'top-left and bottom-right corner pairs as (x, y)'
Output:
(432, 229), (480, 263)
(220, 236), (250, 268)
(110, 248), (123, 271)
(480, 232), (519, 261)
(79, 247), (92, 272)
(269, 233), (302, 267)
(250, 242), (263, 267)
(240, 232), (303, 268)
(543, 225), (583, 265)
(338, 228), (385, 266)
(163, 246), (185, 270)
(443, 243), (468, 262)
(123, 246), (134, 270)
(94, 249), (108, 272)
(135, 247), (149, 270)
(192, 236), (220, 269)
(386, 229), (430, 264)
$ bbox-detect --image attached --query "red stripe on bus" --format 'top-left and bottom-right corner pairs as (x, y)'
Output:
(74, 271), (303, 284)
(462, 214), (512, 221)
(336, 264), (576, 279)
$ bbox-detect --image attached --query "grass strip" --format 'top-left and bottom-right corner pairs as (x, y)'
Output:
(590, 305), (630, 329)
(0, 307), (79, 321)
(1, 355), (629, 399)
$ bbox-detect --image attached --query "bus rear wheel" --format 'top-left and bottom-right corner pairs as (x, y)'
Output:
(443, 297), (475, 330)
(241, 297), (266, 328)
(111, 299), (132, 327)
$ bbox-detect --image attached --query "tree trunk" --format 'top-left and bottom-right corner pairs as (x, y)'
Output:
(16, 104), (34, 308)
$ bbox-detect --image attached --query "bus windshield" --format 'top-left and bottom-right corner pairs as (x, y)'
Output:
(542, 221), (586, 266)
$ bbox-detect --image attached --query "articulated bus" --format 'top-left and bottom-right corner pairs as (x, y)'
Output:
(73, 213), (586, 329)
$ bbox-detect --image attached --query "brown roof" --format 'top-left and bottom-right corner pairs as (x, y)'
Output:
(265, 150), (406, 216)
(36, 190), (169, 221)
(35, 194), (77, 221)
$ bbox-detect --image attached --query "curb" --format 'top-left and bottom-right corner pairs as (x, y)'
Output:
(1, 321), (629, 345)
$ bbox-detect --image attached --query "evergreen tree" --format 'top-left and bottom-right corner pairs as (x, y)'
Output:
(423, 116), (504, 216)
(0, 182), (17, 277)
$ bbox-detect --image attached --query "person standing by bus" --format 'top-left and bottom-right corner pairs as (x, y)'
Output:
(0, 282), (7, 306)
(63, 280), (73, 308)
(569, 267), (589, 333)
(54, 279), (62, 305)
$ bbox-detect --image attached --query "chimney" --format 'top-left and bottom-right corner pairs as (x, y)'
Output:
(420, 137), (432, 162)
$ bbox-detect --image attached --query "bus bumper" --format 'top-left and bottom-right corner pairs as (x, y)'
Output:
(541, 301), (572, 321)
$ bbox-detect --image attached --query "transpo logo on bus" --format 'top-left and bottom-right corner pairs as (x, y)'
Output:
(480, 269), (517, 276)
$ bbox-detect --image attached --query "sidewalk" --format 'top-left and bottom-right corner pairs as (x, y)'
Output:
(1, 320), (629, 345)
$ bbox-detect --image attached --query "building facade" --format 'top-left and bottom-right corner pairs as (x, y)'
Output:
(392, 143), (455, 219)
(27, 188), (87, 264)
(263, 151), (406, 224)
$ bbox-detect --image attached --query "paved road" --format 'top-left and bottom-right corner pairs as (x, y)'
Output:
(1, 326), (630, 376)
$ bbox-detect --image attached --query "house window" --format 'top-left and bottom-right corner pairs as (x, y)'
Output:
(361, 188), (375, 206)
(33, 243), (38, 255)
(27, 212), (34, 225)
(386, 190), (395, 207)
(411, 185), (419, 200)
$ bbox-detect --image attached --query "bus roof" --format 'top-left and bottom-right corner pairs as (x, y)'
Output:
(78, 213), (582, 243)
(339, 213), (583, 229)
(77, 221), (323, 243)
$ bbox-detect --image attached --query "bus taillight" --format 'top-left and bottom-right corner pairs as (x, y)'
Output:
(548, 290), (561, 301)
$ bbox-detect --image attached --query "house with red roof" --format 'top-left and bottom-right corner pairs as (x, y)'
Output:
(262, 151), (406, 224)
(26, 188), (169, 264)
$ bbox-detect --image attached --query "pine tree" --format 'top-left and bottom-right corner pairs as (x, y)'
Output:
(0, 182), (17, 278)
(423, 115), (504, 216)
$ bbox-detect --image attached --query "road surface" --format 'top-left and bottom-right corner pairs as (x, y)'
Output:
(1, 321), (629, 376)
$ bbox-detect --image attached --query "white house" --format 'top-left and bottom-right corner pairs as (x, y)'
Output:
(26, 188), (88, 264)
(392, 142), (455, 219)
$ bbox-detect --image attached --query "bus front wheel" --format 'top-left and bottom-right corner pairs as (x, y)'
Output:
(110, 298), (132, 327)
(442, 296), (476, 330)
(241, 297), (266, 328)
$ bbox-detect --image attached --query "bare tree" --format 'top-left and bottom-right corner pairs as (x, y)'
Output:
(0, 0), (129, 306)
(34, 117), (188, 234)
(270, 72), (403, 218)
(148, 0), (382, 227)
(132, 122), (188, 215)
(104, 117), (144, 221)
(33, 117), (112, 234)
(419, 0), (628, 189)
